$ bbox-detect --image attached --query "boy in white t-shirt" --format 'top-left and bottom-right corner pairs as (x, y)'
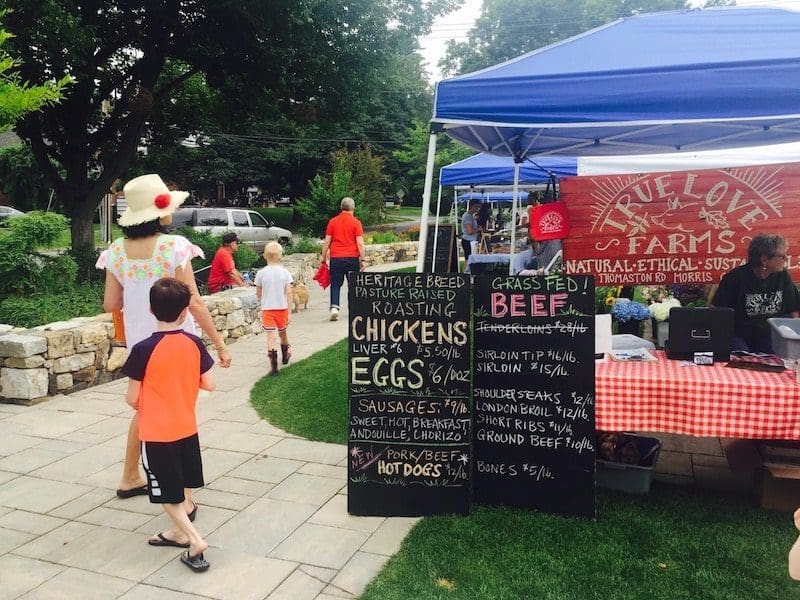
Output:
(254, 242), (294, 375)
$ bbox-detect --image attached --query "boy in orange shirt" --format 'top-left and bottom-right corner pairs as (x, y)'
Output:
(122, 278), (216, 572)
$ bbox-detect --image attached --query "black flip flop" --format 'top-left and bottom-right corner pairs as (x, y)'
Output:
(187, 502), (197, 523)
(148, 532), (189, 548)
(116, 485), (148, 499)
(181, 550), (210, 572)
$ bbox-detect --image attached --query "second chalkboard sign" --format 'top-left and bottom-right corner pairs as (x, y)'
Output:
(423, 224), (458, 273)
(347, 271), (472, 516)
(472, 274), (596, 518)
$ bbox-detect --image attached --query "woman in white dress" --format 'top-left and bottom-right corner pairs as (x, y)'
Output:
(96, 175), (231, 522)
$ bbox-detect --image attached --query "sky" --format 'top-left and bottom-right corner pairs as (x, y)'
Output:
(417, 0), (800, 83)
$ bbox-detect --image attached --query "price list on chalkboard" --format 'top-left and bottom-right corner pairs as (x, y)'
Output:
(347, 272), (471, 516)
(472, 274), (596, 518)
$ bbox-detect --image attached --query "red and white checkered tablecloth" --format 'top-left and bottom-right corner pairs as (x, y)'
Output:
(596, 351), (800, 439)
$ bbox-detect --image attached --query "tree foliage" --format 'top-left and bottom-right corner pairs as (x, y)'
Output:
(295, 163), (357, 237)
(295, 146), (388, 236)
(392, 120), (473, 207)
(440, 0), (691, 77)
(0, 144), (52, 211)
(4, 0), (459, 257)
(0, 211), (76, 298)
(0, 14), (70, 132)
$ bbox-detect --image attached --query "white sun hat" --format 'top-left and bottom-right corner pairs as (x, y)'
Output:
(117, 174), (190, 227)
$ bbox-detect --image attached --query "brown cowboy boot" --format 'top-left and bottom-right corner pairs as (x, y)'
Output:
(280, 344), (292, 365)
(268, 350), (279, 376)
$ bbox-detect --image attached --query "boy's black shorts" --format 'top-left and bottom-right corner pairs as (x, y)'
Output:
(141, 433), (204, 504)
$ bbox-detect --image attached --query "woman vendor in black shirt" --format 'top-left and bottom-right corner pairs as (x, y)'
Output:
(711, 233), (800, 353)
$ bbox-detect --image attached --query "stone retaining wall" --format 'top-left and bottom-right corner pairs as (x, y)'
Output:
(0, 244), (416, 404)
(362, 241), (418, 268)
(0, 254), (315, 405)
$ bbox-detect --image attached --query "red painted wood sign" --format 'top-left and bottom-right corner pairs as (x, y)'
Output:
(561, 163), (800, 286)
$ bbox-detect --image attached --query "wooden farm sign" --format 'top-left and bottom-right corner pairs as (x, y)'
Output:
(561, 163), (800, 286)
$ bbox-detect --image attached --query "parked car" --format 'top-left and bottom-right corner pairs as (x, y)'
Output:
(167, 207), (292, 249)
(0, 206), (25, 224)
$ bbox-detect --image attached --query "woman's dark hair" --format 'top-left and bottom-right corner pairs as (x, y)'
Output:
(121, 219), (166, 239)
(747, 233), (785, 267)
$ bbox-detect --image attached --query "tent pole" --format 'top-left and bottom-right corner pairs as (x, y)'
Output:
(431, 177), (443, 271)
(509, 161), (521, 275)
(416, 131), (438, 273)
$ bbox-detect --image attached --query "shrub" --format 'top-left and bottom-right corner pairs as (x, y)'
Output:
(367, 230), (402, 244)
(0, 211), (77, 299)
(176, 226), (261, 271)
(0, 282), (103, 328)
(176, 227), (218, 269)
(295, 165), (356, 236)
(404, 226), (420, 241)
(286, 236), (322, 255)
(233, 242), (260, 270)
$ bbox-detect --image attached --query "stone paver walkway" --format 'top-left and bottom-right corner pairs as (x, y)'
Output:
(0, 262), (747, 599)
(0, 264), (419, 600)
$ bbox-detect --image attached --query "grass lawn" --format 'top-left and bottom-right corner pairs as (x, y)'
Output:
(250, 340), (800, 599)
(48, 223), (123, 249)
(383, 205), (422, 223)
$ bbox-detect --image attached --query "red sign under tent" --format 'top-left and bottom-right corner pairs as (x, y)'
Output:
(560, 162), (800, 286)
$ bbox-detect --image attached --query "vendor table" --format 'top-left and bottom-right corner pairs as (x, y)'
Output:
(596, 351), (800, 440)
(465, 253), (511, 274)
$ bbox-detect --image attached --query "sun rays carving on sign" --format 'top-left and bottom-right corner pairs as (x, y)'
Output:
(562, 164), (799, 286)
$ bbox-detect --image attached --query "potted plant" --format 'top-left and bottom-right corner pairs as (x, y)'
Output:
(611, 298), (651, 336)
(649, 297), (681, 347)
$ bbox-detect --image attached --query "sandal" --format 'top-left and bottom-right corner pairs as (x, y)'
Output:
(180, 550), (210, 572)
(148, 532), (189, 548)
(116, 485), (148, 499)
(187, 502), (197, 523)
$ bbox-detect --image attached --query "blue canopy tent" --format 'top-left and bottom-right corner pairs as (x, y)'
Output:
(457, 191), (529, 204)
(456, 191), (483, 202)
(418, 7), (800, 271)
(441, 153), (577, 186)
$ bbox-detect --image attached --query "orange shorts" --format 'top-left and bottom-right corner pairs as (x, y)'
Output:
(260, 309), (289, 331)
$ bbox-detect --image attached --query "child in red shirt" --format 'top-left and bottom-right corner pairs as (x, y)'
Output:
(122, 278), (215, 572)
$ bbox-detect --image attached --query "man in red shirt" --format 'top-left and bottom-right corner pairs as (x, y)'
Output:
(320, 197), (365, 321)
(207, 233), (246, 293)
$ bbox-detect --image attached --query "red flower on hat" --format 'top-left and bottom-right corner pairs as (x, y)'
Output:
(154, 193), (171, 209)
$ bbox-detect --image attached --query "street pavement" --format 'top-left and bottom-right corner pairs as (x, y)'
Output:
(0, 263), (418, 600)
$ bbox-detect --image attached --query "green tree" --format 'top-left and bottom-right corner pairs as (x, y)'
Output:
(295, 146), (388, 236)
(0, 15), (69, 132)
(441, 0), (690, 77)
(392, 120), (473, 207)
(4, 0), (459, 261)
(137, 46), (436, 203)
(295, 165), (356, 237)
(0, 145), (51, 211)
(333, 147), (387, 226)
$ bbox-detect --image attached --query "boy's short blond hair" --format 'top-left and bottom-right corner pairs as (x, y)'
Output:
(263, 241), (283, 264)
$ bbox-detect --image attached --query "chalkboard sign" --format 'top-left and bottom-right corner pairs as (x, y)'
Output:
(472, 275), (596, 518)
(347, 272), (471, 516)
(423, 224), (458, 273)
